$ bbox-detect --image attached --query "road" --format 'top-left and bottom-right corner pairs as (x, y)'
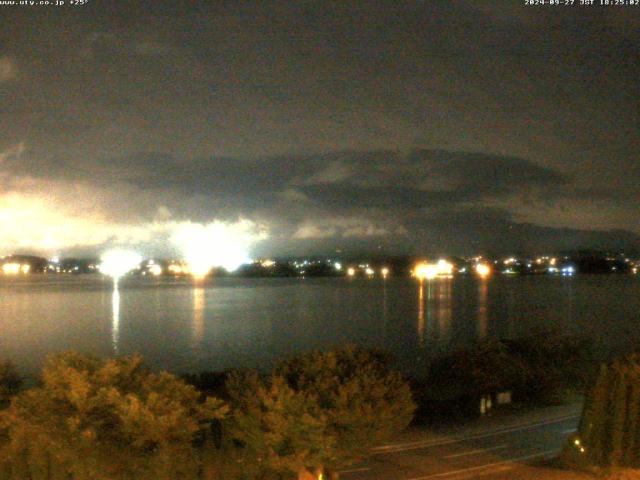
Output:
(340, 405), (583, 480)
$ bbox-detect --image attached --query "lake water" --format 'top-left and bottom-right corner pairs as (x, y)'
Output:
(1, 274), (639, 376)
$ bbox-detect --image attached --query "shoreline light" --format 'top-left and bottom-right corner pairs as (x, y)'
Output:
(475, 263), (491, 278)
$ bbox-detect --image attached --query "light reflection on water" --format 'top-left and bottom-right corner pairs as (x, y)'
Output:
(436, 278), (452, 345)
(192, 285), (205, 348)
(477, 280), (488, 338)
(417, 282), (425, 347)
(111, 281), (120, 354)
(417, 279), (453, 349)
(0, 274), (639, 376)
(381, 278), (388, 338)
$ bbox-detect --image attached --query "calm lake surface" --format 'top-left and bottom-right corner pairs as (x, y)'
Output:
(1, 275), (639, 376)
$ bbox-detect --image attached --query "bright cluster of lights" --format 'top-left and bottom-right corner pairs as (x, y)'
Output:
(1, 263), (30, 275)
(412, 259), (491, 280)
(413, 263), (438, 281)
(99, 249), (142, 280)
(139, 260), (163, 276)
(413, 260), (454, 281)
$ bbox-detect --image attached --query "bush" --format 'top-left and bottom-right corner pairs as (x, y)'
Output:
(415, 333), (596, 421)
(0, 351), (227, 480)
(226, 346), (415, 479)
(0, 361), (21, 408)
(506, 332), (596, 404)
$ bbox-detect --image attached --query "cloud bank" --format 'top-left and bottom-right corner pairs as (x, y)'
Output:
(1, 143), (637, 258)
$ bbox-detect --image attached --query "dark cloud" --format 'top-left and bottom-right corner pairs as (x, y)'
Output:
(8, 148), (567, 209)
(100, 149), (563, 195)
(393, 206), (640, 256)
(299, 150), (568, 210)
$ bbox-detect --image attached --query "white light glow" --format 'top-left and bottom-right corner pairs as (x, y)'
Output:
(171, 220), (264, 276)
(99, 249), (142, 280)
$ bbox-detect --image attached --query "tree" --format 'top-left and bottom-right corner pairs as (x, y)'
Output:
(424, 339), (526, 417)
(225, 370), (330, 478)
(506, 332), (596, 404)
(0, 351), (227, 480)
(569, 353), (640, 468)
(226, 346), (415, 479)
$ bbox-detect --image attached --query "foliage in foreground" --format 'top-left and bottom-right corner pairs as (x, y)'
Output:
(0, 351), (227, 480)
(599, 469), (640, 480)
(226, 346), (416, 479)
(416, 333), (596, 421)
(567, 354), (640, 469)
(0, 362), (21, 408)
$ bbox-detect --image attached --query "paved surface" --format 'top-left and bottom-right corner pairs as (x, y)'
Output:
(340, 404), (589, 480)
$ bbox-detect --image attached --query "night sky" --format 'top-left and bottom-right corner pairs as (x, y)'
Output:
(1, 1), (639, 258)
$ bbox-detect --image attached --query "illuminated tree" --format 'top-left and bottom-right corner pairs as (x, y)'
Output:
(227, 346), (415, 479)
(225, 370), (330, 478)
(0, 351), (227, 480)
